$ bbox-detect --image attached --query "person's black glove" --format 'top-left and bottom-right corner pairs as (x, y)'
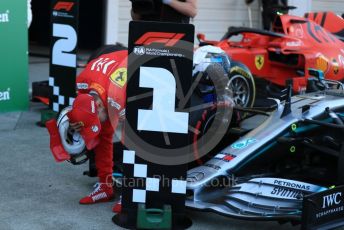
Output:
(130, 0), (156, 14)
(245, 0), (255, 4)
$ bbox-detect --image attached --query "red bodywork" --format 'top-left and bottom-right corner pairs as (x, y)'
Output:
(199, 12), (344, 93)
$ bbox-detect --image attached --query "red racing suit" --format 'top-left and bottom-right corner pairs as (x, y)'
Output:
(76, 50), (127, 184)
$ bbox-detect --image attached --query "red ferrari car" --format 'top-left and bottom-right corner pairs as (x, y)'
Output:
(198, 11), (344, 100)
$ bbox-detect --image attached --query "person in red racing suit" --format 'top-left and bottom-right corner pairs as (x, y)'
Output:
(68, 50), (127, 204)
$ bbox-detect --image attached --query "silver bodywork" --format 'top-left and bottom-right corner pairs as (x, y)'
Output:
(186, 90), (344, 219)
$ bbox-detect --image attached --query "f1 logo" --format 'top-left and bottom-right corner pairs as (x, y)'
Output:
(54, 2), (74, 11)
(322, 192), (342, 209)
(135, 32), (185, 47)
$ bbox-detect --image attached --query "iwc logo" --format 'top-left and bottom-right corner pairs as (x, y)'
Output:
(134, 46), (145, 56)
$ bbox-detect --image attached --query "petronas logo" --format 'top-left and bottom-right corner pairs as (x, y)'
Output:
(0, 10), (9, 23)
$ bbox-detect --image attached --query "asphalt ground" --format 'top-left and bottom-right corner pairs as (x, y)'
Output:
(0, 56), (301, 230)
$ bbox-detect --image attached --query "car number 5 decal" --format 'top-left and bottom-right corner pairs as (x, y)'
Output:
(137, 67), (189, 134)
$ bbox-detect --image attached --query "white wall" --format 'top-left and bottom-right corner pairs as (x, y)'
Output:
(288, 0), (312, 17)
(104, 0), (119, 44)
(193, 0), (260, 41)
(312, 0), (344, 16)
(109, 0), (344, 46)
(115, 0), (261, 45)
(117, 0), (132, 45)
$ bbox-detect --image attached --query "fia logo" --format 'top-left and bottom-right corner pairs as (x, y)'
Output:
(134, 46), (145, 56)
(322, 192), (342, 209)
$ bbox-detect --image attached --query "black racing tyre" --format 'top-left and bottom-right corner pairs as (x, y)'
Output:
(192, 104), (235, 166)
(191, 64), (234, 166)
(227, 66), (256, 108)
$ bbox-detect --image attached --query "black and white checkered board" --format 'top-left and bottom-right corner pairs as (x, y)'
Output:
(49, 0), (78, 112)
(123, 150), (187, 204)
(120, 21), (194, 225)
(49, 77), (75, 112)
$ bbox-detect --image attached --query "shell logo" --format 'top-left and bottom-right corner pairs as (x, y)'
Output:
(315, 55), (329, 74)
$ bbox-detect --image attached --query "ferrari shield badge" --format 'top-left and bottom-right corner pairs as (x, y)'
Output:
(255, 55), (264, 70)
(110, 68), (127, 88)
